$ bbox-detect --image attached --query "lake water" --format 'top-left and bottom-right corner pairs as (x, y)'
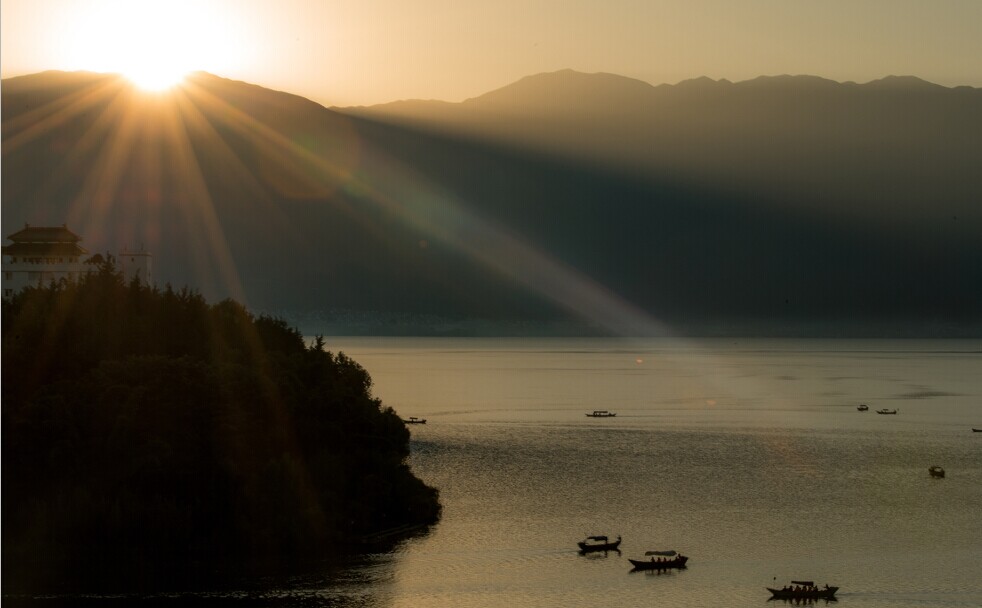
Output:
(21, 338), (982, 606)
(253, 337), (982, 608)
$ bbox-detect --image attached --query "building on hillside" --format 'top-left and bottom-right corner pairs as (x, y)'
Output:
(118, 246), (153, 286)
(2, 224), (153, 300)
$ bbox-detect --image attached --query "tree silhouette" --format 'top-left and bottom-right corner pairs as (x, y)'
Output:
(2, 274), (440, 591)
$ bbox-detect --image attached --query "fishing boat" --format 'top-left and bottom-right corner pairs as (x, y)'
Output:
(929, 465), (945, 478)
(628, 550), (688, 571)
(577, 535), (621, 553)
(857, 404), (869, 411)
(767, 581), (838, 600)
(403, 416), (427, 424)
(586, 410), (616, 418)
(876, 408), (898, 415)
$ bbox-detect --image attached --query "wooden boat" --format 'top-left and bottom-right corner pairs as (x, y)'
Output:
(767, 581), (838, 600)
(586, 410), (616, 418)
(403, 416), (427, 424)
(876, 408), (898, 415)
(578, 535), (621, 553)
(929, 465), (945, 478)
(628, 550), (688, 571)
(856, 404), (869, 411)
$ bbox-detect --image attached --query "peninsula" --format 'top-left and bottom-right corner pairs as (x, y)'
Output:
(1, 261), (441, 591)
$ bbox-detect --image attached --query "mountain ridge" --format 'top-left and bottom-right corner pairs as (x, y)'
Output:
(341, 70), (970, 108)
(339, 68), (982, 233)
(4, 70), (981, 336)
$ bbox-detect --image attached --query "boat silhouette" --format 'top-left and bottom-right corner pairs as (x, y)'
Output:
(629, 550), (688, 571)
(577, 535), (621, 553)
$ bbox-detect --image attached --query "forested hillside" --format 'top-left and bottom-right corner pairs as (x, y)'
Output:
(2, 264), (440, 591)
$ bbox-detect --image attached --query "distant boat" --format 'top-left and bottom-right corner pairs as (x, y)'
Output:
(973, 428), (982, 432)
(403, 416), (427, 424)
(857, 404), (869, 411)
(929, 465), (945, 478)
(586, 410), (616, 418)
(577, 535), (621, 553)
(628, 550), (688, 571)
(767, 581), (838, 600)
(876, 408), (898, 415)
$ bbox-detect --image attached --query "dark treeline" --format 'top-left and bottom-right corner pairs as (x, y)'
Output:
(2, 261), (440, 591)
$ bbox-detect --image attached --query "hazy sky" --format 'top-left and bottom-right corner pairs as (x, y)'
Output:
(3, 0), (981, 106)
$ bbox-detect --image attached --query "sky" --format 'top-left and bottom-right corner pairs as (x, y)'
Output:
(2, 0), (981, 106)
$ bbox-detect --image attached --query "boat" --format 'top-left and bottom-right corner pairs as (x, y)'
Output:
(586, 410), (616, 418)
(403, 416), (427, 424)
(876, 408), (898, 415)
(857, 404), (869, 411)
(577, 535), (621, 553)
(767, 581), (838, 600)
(973, 428), (982, 432)
(929, 465), (945, 478)
(628, 550), (689, 571)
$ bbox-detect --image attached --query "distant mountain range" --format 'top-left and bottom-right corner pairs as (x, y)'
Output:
(3, 70), (981, 336)
(344, 70), (982, 231)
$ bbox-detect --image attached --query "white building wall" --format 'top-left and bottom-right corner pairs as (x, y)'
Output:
(119, 250), (153, 286)
(2, 255), (91, 299)
(2, 250), (154, 300)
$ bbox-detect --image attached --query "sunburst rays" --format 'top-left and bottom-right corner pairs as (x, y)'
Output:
(3, 73), (814, 406)
(5, 73), (657, 334)
(2, 71), (828, 527)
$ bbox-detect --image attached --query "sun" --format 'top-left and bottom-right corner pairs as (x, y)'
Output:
(125, 69), (188, 92)
(53, 0), (250, 90)
(120, 56), (190, 91)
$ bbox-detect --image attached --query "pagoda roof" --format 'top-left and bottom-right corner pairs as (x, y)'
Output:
(6, 224), (82, 244)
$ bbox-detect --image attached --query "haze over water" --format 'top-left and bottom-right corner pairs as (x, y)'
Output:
(261, 337), (981, 607)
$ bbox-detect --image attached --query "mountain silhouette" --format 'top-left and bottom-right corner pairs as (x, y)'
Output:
(346, 70), (982, 232)
(3, 70), (981, 336)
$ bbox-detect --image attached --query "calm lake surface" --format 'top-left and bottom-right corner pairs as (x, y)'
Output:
(24, 338), (982, 606)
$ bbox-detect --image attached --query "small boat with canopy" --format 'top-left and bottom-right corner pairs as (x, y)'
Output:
(577, 535), (621, 553)
(929, 465), (945, 478)
(628, 550), (689, 571)
(767, 580), (838, 600)
(586, 410), (616, 417)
